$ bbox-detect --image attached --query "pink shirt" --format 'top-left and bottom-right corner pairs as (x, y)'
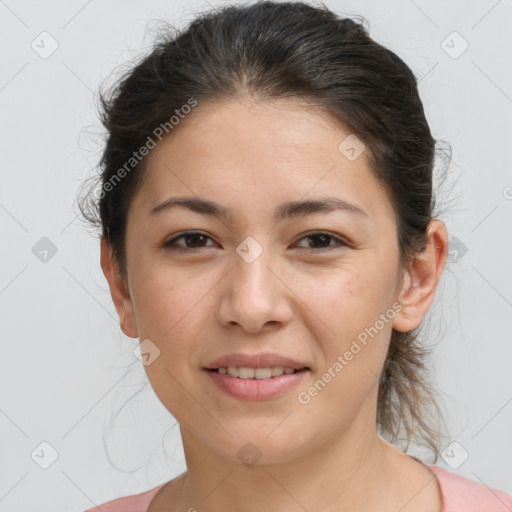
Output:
(84, 461), (512, 511)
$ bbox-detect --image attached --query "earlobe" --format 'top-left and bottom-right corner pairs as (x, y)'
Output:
(392, 220), (448, 333)
(100, 237), (139, 339)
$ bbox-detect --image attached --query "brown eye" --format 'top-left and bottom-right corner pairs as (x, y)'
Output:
(163, 231), (216, 251)
(294, 232), (348, 253)
(162, 230), (348, 253)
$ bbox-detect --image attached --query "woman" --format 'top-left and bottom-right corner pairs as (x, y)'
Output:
(79, 1), (512, 510)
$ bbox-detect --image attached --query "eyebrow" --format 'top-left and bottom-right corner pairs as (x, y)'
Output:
(147, 196), (368, 221)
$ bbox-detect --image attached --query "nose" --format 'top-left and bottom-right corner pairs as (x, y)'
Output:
(215, 245), (293, 333)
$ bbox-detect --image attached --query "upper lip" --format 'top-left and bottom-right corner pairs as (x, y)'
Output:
(204, 353), (310, 370)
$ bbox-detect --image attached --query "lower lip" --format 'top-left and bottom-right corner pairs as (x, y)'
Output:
(205, 369), (309, 400)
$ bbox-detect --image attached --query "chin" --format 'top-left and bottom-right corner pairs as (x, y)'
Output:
(205, 428), (313, 467)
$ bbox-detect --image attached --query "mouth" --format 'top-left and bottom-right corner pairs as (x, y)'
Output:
(205, 366), (309, 379)
(204, 366), (310, 400)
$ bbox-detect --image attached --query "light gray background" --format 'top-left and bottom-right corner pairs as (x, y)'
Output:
(0, 0), (511, 510)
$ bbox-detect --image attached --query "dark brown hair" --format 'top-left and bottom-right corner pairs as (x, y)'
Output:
(78, 0), (452, 462)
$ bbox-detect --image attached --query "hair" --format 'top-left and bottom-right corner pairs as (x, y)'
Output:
(78, 0), (453, 463)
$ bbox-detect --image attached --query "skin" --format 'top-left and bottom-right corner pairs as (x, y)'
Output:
(101, 97), (448, 512)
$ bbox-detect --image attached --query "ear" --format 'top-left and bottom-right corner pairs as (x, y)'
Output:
(392, 219), (448, 332)
(100, 236), (138, 338)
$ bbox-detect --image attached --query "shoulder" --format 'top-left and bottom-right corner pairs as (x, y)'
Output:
(82, 483), (166, 512)
(427, 464), (512, 512)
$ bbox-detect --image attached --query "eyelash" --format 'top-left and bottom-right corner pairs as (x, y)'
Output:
(162, 231), (349, 253)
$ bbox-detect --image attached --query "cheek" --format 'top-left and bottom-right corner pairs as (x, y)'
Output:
(298, 262), (394, 333)
(296, 267), (394, 423)
(298, 260), (397, 383)
(130, 259), (207, 338)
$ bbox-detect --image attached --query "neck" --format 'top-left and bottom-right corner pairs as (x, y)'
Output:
(170, 413), (399, 511)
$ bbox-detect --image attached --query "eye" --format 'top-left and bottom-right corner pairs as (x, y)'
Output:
(293, 232), (348, 253)
(163, 230), (348, 253)
(163, 231), (216, 251)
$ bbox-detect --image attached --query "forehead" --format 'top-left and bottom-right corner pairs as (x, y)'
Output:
(130, 97), (394, 222)
(148, 97), (356, 168)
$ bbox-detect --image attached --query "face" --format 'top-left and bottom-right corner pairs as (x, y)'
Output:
(102, 97), (444, 467)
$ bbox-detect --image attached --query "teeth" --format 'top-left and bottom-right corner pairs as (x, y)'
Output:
(218, 366), (300, 379)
